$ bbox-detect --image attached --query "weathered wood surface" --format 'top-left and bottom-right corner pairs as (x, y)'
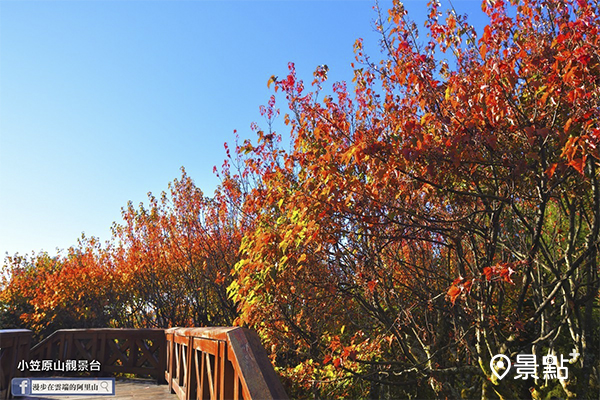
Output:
(165, 327), (288, 400)
(0, 330), (32, 400)
(3, 328), (288, 400)
(21, 379), (178, 400)
(29, 329), (166, 384)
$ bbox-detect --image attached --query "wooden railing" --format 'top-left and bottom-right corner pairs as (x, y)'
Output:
(165, 327), (288, 400)
(29, 328), (167, 383)
(1, 328), (287, 400)
(0, 330), (32, 400)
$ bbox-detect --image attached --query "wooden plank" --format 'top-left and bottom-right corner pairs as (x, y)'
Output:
(184, 337), (192, 400)
(219, 342), (225, 400)
(155, 332), (167, 384)
(165, 327), (288, 400)
(233, 374), (239, 400)
(171, 336), (191, 399)
(62, 332), (71, 360)
(18, 327), (287, 400)
(165, 332), (173, 391)
(174, 335), (189, 345)
(193, 347), (201, 400)
(206, 350), (215, 400)
(174, 342), (181, 388)
(221, 344), (235, 400)
(226, 328), (288, 400)
(98, 331), (106, 369)
(192, 338), (219, 356)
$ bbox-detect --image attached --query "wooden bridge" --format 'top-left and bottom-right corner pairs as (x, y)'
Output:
(0, 328), (288, 400)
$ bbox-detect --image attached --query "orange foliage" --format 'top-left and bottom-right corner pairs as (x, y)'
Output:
(227, 0), (600, 397)
(1, 169), (242, 334)
(2, 0), (599, 397)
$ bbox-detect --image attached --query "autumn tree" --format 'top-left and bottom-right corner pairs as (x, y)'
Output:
(2, 0), (598, 397)
(1, 169), (243, 336)
(111, 168), (240, 328)
(0, 237), (123, 340)
(229, 0), (599, 398)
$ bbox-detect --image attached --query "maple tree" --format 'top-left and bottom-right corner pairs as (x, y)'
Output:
(1, 169), (242, 335)
(0, 237), (122, 340)
(111, 168), (241, 328)
(228, 0), (600, 398)
(1, 0), (599, 398)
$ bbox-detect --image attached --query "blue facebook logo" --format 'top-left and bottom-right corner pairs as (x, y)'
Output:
(11, 378), (30, 396)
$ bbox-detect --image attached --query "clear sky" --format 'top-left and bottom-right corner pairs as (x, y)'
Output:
(0, 0), (487, 260)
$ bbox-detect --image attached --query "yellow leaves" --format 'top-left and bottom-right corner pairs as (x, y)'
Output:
(341, 142), (368, 166)
(278, 255), (289, 270)
(445, 85), (452, 101)
(353, 38), (363, 52)
(420, 113), (432, 126)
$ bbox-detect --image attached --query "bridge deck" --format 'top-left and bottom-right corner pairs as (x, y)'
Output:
(22, 378), (178, 400)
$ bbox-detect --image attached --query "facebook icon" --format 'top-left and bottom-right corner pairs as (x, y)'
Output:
(11, 378), (30, 396)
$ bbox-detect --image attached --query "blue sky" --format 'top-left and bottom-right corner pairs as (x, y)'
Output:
(0, 0), (486, 259)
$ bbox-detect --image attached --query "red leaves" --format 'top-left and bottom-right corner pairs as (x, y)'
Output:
(332, 358), (342, 368)
(499, 266), (516, 284)
(3, 3), (599, 397)
(483, 262), (517, 284)
(545, 163), (558, 178)
(324, 344), (358, 369)
(462, 279), (473, 292)
(447, 262), (519, 304)
(447, 285), (462, 305)
(483, 266), (494, 281)
(367, 280), (378, 294)
(568, 156), (586, 175)
(447, 276), (473, 305)
(513, 320), (526, 333)
(479, 43), (488, 59)
(577, 53), (591, 65)
(347, 349), (358, 362)
(561, 136), (591, 175)
(1, 240), (120, 334)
